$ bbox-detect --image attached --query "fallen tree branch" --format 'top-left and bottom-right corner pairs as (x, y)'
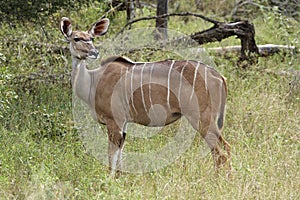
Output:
(117, 12), (260, 64)
(190, 20), (259, 63)
(208, 44), (297, 56)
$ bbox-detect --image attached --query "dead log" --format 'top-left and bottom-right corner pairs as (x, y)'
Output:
(207, 44), (297, 56)
(190, 20), (259, 63)
(119, 12), (260, 63)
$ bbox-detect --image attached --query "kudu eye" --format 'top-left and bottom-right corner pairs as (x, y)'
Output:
(74, 38), (80, 42)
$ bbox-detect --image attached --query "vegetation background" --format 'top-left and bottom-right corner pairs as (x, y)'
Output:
(0, 0), (299, 199)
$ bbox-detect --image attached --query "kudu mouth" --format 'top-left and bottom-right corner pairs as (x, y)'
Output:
(88, 49), (99, 59)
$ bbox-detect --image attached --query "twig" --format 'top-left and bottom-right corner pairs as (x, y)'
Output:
(231, 0), (271, 17)
(116, 12), (221, 36)
(37, 17), (49, 40)
(100, 2), (124, 19)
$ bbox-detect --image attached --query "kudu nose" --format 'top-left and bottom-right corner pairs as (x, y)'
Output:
(88, 48), (99, 59)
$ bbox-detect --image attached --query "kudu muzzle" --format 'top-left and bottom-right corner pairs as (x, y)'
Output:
(88, 48), (99, 59)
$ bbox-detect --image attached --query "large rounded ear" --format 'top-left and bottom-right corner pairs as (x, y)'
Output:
(60, 17), (73, 39)
(88, 18), (110, 37)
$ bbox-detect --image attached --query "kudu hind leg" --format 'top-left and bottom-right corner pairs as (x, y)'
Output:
(219, 134), (231, 159)
(197, 112), (231, 170)
(204, 131), (228, 169)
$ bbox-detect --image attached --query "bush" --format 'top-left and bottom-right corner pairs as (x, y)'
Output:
(0, 0), (103, 22)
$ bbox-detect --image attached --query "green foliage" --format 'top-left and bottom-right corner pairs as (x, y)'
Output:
(255, 9), (300, 46)
(0, 0), (106, 22)
(0, 1), (299, 199)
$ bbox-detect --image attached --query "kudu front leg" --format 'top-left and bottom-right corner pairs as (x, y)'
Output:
(106, 120), (126, 177)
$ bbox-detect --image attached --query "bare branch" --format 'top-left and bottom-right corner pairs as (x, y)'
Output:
(116, 12), (220, 36)
(100, 2), (124, 19)
(231, 0), (267, 17)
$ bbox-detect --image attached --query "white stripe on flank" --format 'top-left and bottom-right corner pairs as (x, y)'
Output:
(178, 61), (189, 101)
(167, 60), (175, 108)
(190, 61), (200, 101)
(124, 68), (130, 105)
(130, 64), (137, 113)
(218, 77), (223, 117)
(120, 67), (124, 96)
(149, 64), (154, 107)
(141, 63), (147, 113)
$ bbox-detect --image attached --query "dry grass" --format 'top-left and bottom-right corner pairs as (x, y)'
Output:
(0, 2), (299, 199)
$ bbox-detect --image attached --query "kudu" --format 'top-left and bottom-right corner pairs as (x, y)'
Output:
(60, 17), (231, 175)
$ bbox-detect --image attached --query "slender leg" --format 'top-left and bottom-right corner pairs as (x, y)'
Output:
(219, 134), (231, 158)
(106, 120), (126, 177)
(203, 131), (225, 168)
(193, 107), (231, 171)
(219, 134), (232, 174)
(108, 141), (121, 175)
(117, 132), (126, 170)
(203, 130), (231, 174)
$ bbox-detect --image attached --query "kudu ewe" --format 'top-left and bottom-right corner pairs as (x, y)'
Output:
(60, 17), (231, 175)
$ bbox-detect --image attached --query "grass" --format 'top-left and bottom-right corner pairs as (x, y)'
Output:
(0, 1), (299, 199)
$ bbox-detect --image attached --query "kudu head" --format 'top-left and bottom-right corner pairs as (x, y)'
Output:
(60, 17), (110, 60)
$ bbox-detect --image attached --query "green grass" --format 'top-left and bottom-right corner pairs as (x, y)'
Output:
(0, 2), (299, 199)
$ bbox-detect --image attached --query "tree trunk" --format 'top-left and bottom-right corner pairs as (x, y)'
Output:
(125, 0), (135, 22)
(155, 0), (168, 40)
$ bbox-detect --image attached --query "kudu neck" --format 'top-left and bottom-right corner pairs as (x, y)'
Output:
(71, 56), (94, 107)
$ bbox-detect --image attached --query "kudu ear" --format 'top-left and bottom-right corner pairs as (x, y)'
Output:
(88, 18), (110, 37)
(60, 17), (73, 39)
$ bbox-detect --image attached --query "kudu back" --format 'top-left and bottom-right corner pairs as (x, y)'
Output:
(60, 17), (231, 176)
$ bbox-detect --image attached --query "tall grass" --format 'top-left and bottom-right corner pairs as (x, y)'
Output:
(0, 2), (299, 199)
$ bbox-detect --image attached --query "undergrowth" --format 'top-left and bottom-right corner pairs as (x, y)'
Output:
(0, 1), (299, 199)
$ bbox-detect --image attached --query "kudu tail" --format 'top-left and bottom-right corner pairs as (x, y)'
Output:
(217, 76), (227, 130)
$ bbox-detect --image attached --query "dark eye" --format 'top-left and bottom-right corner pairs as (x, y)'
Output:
(74, 38), (80, 42)
(91, 38), (94, 42)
